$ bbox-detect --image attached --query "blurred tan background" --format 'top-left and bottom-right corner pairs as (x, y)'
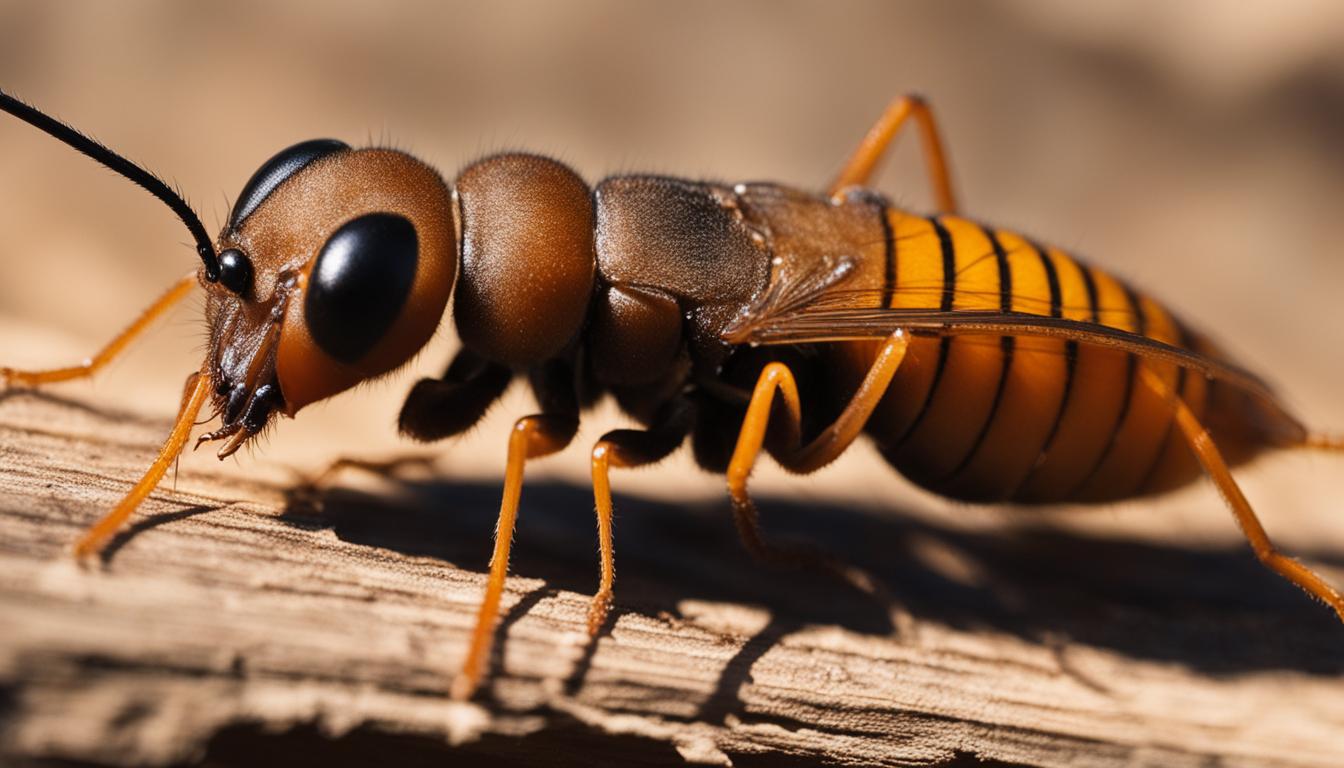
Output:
(3, 0), (1344, 553)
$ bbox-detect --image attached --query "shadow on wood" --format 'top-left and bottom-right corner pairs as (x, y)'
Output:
(281, 472), (1344, 682)
(2, 388), (1342, 767)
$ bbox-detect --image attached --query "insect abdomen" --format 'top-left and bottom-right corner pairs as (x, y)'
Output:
(841, 210), (1278, 504)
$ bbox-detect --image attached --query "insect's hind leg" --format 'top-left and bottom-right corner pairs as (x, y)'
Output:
(1157, 370), (1344, 621)
(830, 94), (958, 213)
(2, 273), (196, 387)
(726, 331), (909, 569)
(588, 397), (694, 635)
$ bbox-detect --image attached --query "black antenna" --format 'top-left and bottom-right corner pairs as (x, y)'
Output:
(0, 88), (221, 281)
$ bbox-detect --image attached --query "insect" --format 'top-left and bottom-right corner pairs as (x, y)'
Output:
(3, 89), (1342, 701)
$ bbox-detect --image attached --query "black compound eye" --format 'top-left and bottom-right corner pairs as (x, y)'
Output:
(218, 248), (253, 295)
(305, 213), (419, 364)
(228, 138), (349, 232)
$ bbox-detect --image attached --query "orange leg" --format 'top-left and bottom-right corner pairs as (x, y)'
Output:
(587, 399), (693, 635)
(829, 94), (959, 214)
(73, 370), (212, 559)
(2, 272), (197, 387)
(452, 412), (578, 701)
(726, 331), (908, 561)
(304, 454), (439, 487)
(589, 444), (617, 634)
(1305, 433), (1344, 452)
(285, 454), (441, 512)
(1153, 369), (1344, 622)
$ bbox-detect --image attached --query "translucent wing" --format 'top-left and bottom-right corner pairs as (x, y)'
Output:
(721, 258), (1279, 405)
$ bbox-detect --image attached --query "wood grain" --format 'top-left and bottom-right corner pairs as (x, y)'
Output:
(1, 388), (1342, 767)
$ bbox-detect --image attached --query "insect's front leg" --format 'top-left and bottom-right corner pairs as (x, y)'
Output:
(452, 358), (580, 701)
(398, 348), (513, 441)
(291, 349), (510, 505)
(2, 273), (196, 387)
(73, 369), (213, 559)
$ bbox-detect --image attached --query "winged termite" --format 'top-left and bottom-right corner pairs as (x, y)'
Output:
(2, 90), (1339, 701)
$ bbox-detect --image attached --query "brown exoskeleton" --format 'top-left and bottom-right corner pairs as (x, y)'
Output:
(3, 89), (1341, 700)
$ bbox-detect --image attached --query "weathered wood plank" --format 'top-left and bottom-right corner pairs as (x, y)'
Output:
(1, 389), (1342, 767)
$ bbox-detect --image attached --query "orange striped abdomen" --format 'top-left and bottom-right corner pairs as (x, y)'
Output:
(833, 210), (1260, 504)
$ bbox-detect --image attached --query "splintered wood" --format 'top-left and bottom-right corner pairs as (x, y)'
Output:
(1, 390), (1342, 767)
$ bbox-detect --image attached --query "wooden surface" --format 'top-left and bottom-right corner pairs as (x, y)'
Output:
(4, 3), (1344, 766)
(1, 388), (1343, 767)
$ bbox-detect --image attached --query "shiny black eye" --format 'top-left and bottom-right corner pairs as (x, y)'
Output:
(305, 213), (419, 363)
(228, 138), (349, 232)
(218, 248), (253, 295)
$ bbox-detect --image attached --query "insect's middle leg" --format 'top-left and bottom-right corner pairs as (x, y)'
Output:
(1151, 368), (1344, 622)
(588, 397), (694, 635)
(2, 272), (196, 387)
(726, 331), (909, 563)
(829, 94), (958, 213)
(452, 360), (579, 701)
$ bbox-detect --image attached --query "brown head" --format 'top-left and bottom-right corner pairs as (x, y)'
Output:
(197, 141), (457, 456)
